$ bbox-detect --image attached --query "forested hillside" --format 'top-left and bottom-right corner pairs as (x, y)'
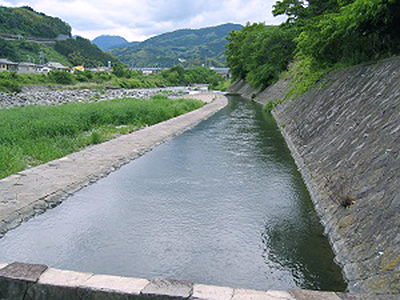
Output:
(0, 6), (70, 38)
(226, 0), (400, 93)
(111, 23), (243, 67)
(0, 6), (118, 67)
(54, 36), (117, 67)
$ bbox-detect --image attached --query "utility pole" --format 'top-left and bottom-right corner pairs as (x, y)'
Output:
(39, 50), (44, 65)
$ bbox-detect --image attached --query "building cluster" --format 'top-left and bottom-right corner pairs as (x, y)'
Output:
(0, 58), (112, 74)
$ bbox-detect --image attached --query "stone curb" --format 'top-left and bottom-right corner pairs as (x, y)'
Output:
(1, 262), (393, 300)
(0, 92), (228, 238)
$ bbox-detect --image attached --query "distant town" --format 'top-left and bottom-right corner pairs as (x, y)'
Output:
(0, 58), (230, 79)
(0, 58), (112, 74)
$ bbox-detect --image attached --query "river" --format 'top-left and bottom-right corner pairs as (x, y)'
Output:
(0, 96), (346, 291)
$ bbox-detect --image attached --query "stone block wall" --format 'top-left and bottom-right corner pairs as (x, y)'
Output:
(231, 57), (400, 294)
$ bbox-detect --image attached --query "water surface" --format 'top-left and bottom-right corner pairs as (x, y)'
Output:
(0, 96), (346, 291)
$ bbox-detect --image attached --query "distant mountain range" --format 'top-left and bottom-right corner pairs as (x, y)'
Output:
(96, 23), (243, 68)
(0, 6), (242, 69)
(92, 35), (132, 51)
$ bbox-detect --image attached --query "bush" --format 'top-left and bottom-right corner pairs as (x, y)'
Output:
(0, 79), (22, 93)
(48, 70), (74, 84)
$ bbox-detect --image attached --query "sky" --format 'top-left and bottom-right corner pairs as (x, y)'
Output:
(0, 0), (286, 41)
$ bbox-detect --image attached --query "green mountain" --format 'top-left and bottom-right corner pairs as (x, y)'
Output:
(0, 6), (118, 67)
(92, 35), (131, 51)
(0, 6), (70, 38)
(111, 23), (243, 68)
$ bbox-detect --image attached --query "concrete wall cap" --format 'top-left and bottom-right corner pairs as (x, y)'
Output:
(38, 268), (93, 287)
(141, 277), (193, 298)
(232, 288), (295, 300)
(83, 274), (149, 294)
(290, 289), (341, 300)
(191, 283), (234, 300)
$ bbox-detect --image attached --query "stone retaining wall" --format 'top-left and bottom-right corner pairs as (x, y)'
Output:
(230, 57), (400, 295)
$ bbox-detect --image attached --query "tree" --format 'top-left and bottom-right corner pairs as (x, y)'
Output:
(0, 39), (19, 61)
(226, 23), (296, 88)
(273, 0), (345, 21)
(296, 0), (400, 65)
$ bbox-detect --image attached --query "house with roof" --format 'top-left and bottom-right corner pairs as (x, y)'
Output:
(46, 61), (68, 70)
(18, 62), (40, 73)
(0, 59), (18, 72)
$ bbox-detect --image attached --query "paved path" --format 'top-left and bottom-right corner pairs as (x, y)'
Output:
(0, 92), (227, 237)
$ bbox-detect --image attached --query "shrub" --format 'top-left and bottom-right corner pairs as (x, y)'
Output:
(0, 79), (22, 93)
(48, 70), (74, 84)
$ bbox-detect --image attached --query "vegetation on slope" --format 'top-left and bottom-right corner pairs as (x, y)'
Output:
(0, 35), (118, 68)
(111, 23), (243, 67)
(0, 6), (119, 67)
(0, 6), (70, 38)
(54, 36), (118, 67)
(226, 24), (296, 90)
(0, 38), (70, 65)
(0, 96), (204, 179)
(226, 0), (400, 95)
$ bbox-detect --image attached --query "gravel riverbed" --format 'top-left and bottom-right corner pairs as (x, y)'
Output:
(0, 86), (204, 109)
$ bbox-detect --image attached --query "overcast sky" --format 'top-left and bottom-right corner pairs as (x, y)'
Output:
(0, 0), (286, 41)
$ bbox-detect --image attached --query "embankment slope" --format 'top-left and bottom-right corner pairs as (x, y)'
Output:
(231, 57), (400, 294)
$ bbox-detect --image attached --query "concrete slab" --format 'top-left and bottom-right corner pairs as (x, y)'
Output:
(83, 274), (149, 294)
(290, 289), (341, 300)
(141, 278), (193, 298)
(232, 289), (295, 300)
(191, 283), (234, 300)
(38, 268), (93, 287)
(0, 262), (48, 282)
(335, 293), (371, 299)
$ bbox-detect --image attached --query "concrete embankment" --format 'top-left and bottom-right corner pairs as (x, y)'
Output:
(0, 92), (227, 237)
(230, 57), (400, 295)
(1, 262), (395, 300)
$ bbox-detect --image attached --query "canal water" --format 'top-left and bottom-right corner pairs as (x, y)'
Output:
(0, 96), (346, 291)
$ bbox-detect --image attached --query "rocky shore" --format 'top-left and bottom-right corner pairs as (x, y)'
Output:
(0, 86), (203, 109)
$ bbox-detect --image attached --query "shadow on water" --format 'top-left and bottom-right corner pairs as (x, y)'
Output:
(0, 95), (346, 291)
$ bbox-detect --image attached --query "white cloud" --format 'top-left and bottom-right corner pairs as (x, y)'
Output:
(0, 0), (285, 41)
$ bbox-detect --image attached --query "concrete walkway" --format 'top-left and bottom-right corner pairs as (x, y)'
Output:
(0, 92), (227, 237)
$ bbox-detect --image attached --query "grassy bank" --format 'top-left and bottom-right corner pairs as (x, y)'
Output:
(0, 96), (204, 179)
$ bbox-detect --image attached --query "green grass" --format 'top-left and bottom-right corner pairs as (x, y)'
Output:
(0, 96), (204, 178)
